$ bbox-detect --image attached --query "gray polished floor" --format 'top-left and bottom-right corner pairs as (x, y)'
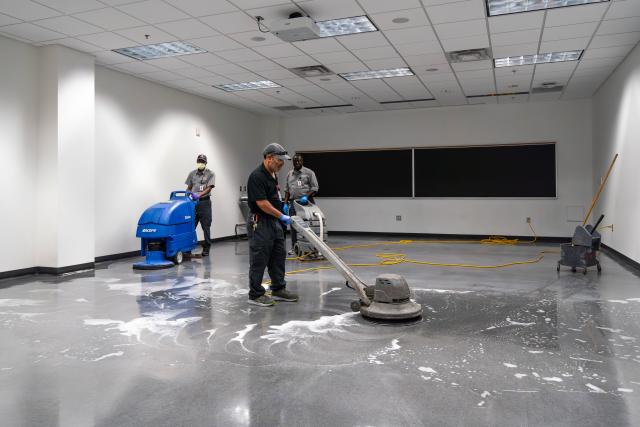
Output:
(2, 236), (640, 426)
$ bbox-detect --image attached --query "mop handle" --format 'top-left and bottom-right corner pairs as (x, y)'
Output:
(591, 214), (605, 235)
(583, 153), (618, 226)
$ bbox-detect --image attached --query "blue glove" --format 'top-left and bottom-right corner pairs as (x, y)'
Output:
(299, 195), (309, 205)
(191, 192), (200, 200)
(282, 203), (289, 215)
(279, 214), (292, 225)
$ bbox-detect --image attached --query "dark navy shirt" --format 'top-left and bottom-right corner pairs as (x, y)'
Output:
(247, 163), (283, 215)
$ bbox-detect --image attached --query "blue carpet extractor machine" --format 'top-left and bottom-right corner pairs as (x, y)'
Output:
(133, 191), (199, 270)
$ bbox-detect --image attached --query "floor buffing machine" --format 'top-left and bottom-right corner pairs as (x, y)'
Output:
(133, 191), (199, 270)
(291, 200), (327, 260)
(290, 217), (422, 321)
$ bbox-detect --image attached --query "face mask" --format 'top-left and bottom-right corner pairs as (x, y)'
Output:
(197, 163), (205, 171)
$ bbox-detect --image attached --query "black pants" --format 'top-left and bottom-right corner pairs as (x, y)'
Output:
(195, 198), (212, 249)
(247, 215), (286, 300)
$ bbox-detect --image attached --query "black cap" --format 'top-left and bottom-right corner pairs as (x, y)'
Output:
(197, 154), (207, 163)
(262, 143), (291, 160)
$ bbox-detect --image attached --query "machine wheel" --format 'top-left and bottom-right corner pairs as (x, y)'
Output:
(571, 267), (577, 273)
(583, 267), (588, 275)
(557, 262), (561, 273)
(293, 243), (301, 257)
(173, 251), (184, 265)
(350, 300), (361, 312)
(597, 262), (602, 273)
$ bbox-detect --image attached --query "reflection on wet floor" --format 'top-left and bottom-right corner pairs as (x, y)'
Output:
(1, 236), (640, 426)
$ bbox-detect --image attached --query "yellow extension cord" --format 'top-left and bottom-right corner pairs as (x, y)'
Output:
(262, 223), (561, 285)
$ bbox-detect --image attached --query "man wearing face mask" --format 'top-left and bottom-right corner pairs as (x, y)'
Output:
(185, 154), (215, 256)
(246, 143), (299, 307)
(284, 153), (319, 255)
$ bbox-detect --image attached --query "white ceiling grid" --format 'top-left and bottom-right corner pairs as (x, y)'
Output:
(0, 0), (637, 116)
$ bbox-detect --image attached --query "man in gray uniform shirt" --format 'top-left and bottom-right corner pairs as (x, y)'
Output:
(284, 153), (319, 255)
(186, 154), (215, 256)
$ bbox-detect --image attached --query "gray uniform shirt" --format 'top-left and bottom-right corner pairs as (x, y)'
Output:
(285, 166), (319, 200)
(185, 168), (215, 194)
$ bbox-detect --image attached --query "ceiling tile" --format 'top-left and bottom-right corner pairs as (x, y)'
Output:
(326, 60), (368, 73)
(395, 40), (442, 56)
(216, 48), (265, 62)
(139, 69), (184, 81)
(383, 26), (438, 44)
(434, 19), (486, 39)
(235, 58), (282, 71)
(352, 45), (399, 60)
(530, 92), (561, 101)
(467, 96), (497, 104)
(156, 19), (219, 40)
(451, 59), (492, 71)
(175, 66), (216, 78)
(542, 22), (599, 41)
(255, 67), (298, 79)
(117, 1), (190, 24)
(357, 0), (422, 14)
(494, 64), (533, 76)
(245, 4), (303, 25)
(456, 68), (493, 81)
(78, 31), (137, 49)
(545, 2), (608, 26)
(32, 15), (102, 36)
(115, 26), (177, 44)
(229, 72), (264, 82)
(498, 93), (528, 103)
(425, 0), (486, 24)
(273, 55), (320, 68)
(93, 49), (134, 64)
(403, 52), (448, 66)
(582, 45), (634, 60)
(439, 34), (489, 51)
(293, 37), (345, 54)
(539, 37), (590, 52)
(370, 8), (429, 30)
(337, 32), (390, 49)
(311, 50), (358, 64)
(253, 43), (304, 58)
(205, 62), (249, 75)
(113, 61), (160, 74)
(363, 57), (408, 69)
(294, 0), (365, 21)
(166, 79), (205, 89)
(384, 75), (432, 98)
(492, 43), (539, 57)
(42, 37), (102, 52)
(228, 30), (283, 47)
(37, 0), (106, 14)
(73, 8), (146, 31)
(0, 22), (63, 42)
(144, 57), (192, 70)
(597, 17), (640, 35)
(605, 0), (640, 20)
(491, 29), (540, 47)
(195, 74), (231, 85)
(163, 0), (238, 17)
(577, 57), (620, 69)
(351, 79), (402, 102)
(179, 52), (228, 66)
(589, 32), (640, 49)
(488, 11), (544, 33)
(199, 11), (258, 34)
(0, 1), (60, 21)
(187, 35), (244, 51)
(0, 13), (20, 26)
(534, 61), (578, 74)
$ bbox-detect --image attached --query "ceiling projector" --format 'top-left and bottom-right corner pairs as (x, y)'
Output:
(269, 12), (321, 42)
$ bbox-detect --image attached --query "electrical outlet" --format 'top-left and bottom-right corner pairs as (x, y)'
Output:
(396, 215), (402, 221)
(526, 217), (531, 223)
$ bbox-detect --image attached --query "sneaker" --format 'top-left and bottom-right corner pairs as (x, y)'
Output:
(248, 295), (275, 307)
(202, 248), (210, 256)
(271, 289), (299, 302)
(287, 250), (295, 256)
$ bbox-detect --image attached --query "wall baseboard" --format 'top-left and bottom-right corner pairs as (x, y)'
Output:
(328, 230), (571, 244)
(601, 244), (640, 278)
(0, 262), (95, 281)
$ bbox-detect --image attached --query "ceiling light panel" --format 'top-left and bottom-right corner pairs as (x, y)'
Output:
(317, 16), (378, 37)
(339, 67), (415, 81)
(113, 41), (206, 60)
(486, 0), (610, 17)
(494, 50), (583, 67)
(214, 80), (281, 92)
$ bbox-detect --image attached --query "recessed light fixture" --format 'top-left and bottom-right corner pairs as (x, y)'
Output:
(446, 48), (492, 63)
(494, 50), (583, 67)
(213, 80), (280, 92)
(486, 0), (610, 16)
(392, 17), (410, 24)
(339, 67), (414, 81)
(288, 65), (334, 78)
(317, 16), (377, 37)
(113, 41), (206, 60)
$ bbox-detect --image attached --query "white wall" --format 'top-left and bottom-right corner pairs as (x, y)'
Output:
(281, 100), (593, 238)
(0, 36), (39, 272)
(95, 67), (266, 257)
(593, 42), (640, 263)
